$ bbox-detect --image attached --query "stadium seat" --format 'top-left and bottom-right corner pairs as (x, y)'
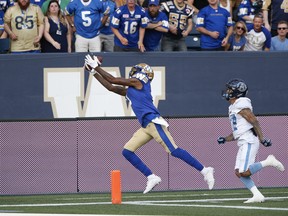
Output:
(0, 38), (10, 54)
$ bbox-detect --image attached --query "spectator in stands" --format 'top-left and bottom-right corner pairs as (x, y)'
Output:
(225, 21), (247, 51)
(65, 0), (110, 52)
(244, 14), (271, 51)
(231, 0), (242, 22)
(41, 0), (70, 15)
(160, 0), (194, 51)
(42, 0), (71, 52)
(4, 0), (44, 53)
(219, 0), (233, 17)
(270, 20), (288, 51)
(100, 0), (116, 52)
(30, 0), (46, 7)
(143, 0), (169, 51)
(262, 0), (288, 38)
(237, 0), (263, 24)
(189, 0), (209, 11)
(196, 0), (233, 51)
(0, 0), (14, 37)
(111, 0), (147, 52)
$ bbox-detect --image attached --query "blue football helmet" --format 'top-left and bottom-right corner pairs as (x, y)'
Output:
(129, 63), (154, 81)
(222, 78), (248, 100)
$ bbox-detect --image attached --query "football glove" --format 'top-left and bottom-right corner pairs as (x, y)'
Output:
(261, 138), (272, 147)
(217, 137), (226, 144)
(84, 54), (101, 73)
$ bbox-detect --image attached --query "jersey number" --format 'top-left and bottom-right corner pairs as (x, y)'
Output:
(169, 12), (187, 30)
(230, 114), (238, 131)
(15, 15), (34, 29)
(123, 21), (138, 34)
(81, 11), (92, 27)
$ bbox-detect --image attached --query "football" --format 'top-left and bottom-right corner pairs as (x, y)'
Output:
(85, 55), (103, 72)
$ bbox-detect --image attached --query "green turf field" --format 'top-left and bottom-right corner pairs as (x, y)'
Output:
(0, 188), (288, 216)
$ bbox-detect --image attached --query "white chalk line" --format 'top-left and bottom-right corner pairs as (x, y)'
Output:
(0, 196), (288, 211)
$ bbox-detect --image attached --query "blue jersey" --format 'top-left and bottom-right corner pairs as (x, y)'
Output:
(161, 0), (194, 39)
(66, 0), (106, 38)
(111, 5), (148, 48)
(196, 5), (233, 49)
(237, 0), (262, 23)
(100, 0), (116, 35)
(126, 72), (160, 128)
(0, 0), (13, 30)
(144, 10), (168, 51)
(227, 34), (246, 51)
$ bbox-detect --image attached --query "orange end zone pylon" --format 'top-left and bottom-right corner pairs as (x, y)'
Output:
(111, 170), (122, 204)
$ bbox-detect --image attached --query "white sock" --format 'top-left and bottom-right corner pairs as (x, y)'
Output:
(250, 186), (263, 196)
(200, 167), (208, 175)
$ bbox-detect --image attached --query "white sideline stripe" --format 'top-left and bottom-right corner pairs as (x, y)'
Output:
(0, 197), (288, 211)
(127, 202), (288, 211)
(128, 196), (288, 203)
(58, 191), (288, 200)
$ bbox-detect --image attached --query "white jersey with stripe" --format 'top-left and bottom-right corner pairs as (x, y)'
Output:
(228, 97), (254, 141)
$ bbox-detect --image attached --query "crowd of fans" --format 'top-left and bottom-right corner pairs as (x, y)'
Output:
(0, 0), (287, 53)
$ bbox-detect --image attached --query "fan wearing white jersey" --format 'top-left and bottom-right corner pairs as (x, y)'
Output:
(217, 78), (285, 204)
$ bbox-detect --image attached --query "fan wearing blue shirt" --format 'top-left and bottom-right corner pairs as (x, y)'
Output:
(196, 0), (233, 51)
(111, 0), (148, 52)
(65, 0), (110, 52)
(100, 0), (116, 52)
(143, 0), (168, 51)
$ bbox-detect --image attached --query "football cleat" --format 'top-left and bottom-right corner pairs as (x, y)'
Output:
(264, 155), (285, 172)
(143, 174), (161, 194)
(244, 193), (265, 204)
(203, 167), (215, 190)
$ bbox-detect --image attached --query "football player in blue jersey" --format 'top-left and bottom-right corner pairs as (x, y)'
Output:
(65, 0), (110, 52)
(196, 0), (233, 51)
(111, 0), (148, 52)
(143, 0), (169, 51)
(218, 78), (285, 203)
(84, 54), (215, 194)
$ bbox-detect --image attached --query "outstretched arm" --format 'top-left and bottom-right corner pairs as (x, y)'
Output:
(84, 54), (143, 91)
(93, 72), (127, 96)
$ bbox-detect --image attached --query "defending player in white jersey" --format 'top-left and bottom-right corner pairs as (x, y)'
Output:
(217, 78), (285, 204)
(84, 54), (215, 194)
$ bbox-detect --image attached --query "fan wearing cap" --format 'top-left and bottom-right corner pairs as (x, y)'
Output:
(143, 0), (169, 51)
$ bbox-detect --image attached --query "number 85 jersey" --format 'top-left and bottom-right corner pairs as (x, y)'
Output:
(111, 4), (148, 48)
(228, 97), (254, 140)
